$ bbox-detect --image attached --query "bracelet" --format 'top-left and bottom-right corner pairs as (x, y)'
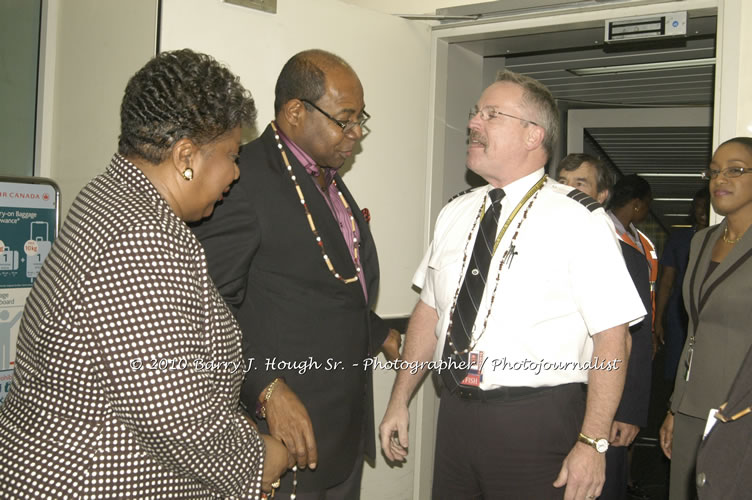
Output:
(255, 377), (282, 420)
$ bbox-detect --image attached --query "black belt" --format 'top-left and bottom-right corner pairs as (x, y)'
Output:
(449, 383), (585, 402)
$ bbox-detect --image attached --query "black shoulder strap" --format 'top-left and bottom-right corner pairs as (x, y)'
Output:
(688, 226), (719, 326)
(447, 188), (473, 203)
(567, 188), (602, 212)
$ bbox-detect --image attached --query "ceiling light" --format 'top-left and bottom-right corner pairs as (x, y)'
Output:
(664, 214), (691, 217)
(671, 224), (692, 228)
(568, 58), (715, 77)
(637, 173), (705, 178)
(654, 198), (693, 202)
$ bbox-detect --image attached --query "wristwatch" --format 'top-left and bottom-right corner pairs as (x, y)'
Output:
(578, 432), (609, 453)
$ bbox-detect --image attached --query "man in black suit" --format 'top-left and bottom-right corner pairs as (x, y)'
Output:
(193, 49), (401, 499)
(557, 154), (653, 500)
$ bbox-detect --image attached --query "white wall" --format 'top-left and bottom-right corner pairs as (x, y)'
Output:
(712, 0), (752, 224)
(0, 0), (41, 177)
(341, 0), (481, 15)
(37, 0), (158, 216)
(440, 44), (483, 204)
(159, 1), (432, 498)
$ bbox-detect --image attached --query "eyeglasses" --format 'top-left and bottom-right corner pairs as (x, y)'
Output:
(701, 167), (752, 180)
(300, 99), (370, 133)
(469, 106), (539, 127)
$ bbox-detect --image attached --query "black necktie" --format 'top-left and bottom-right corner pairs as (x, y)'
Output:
(441, 188), (505, 390)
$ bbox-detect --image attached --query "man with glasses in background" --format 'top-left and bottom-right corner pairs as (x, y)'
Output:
(558, 154), (654, 500)
(194, 49), (401, 500)
(379, 71), (645, 499)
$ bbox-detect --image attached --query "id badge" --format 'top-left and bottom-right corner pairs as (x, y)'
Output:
(684, 336), (695, 382)
(460, 350), (484, 387)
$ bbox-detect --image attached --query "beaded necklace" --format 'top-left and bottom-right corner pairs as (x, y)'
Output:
(271, 121), (361, 284)
(445, 175), (547, 356)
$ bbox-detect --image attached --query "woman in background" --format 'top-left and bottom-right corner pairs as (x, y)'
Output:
(604, 174), (657, 500)
(0, 49), (291, 498)
(607, 174), (658, 326)
(654, 187), (710, 377)
(660, 137), (752, 499)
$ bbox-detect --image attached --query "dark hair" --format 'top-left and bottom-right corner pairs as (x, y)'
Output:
(495, 69), (560, 160)
(717, 136), (752, 156)
(274, 49), (352, 115)
(689, 186), (709, 225)
(556, 153), (614, 193)
(608, 174), (652, 210)
(118, 49), (256, 164)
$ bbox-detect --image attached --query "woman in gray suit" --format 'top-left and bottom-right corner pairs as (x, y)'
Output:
(659, 136), (752, 499)
(0, 49), (291, 498)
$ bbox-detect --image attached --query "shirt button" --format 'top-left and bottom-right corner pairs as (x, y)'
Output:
(471, 269), (479, 276)
(696, 472), (706, 488)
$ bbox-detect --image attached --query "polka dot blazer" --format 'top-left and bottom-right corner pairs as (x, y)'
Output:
(0, 155), (265, 498)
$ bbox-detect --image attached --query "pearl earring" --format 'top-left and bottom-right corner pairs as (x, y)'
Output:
(182, 168), (194, 181)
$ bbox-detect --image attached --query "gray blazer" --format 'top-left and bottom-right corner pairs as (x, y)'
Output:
(671, 221), (752, 418)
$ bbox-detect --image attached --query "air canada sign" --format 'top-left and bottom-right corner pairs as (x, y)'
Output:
(0, 191), (43, 200)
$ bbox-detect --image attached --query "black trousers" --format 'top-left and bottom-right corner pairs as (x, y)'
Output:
(599, 445), (628, 500)
(432, 383), (586, 500)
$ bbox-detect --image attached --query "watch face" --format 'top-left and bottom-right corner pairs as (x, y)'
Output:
(595, 439), (609, 453)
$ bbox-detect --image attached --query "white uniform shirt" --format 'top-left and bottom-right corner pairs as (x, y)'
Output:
(415, 169), (646, 389)
(609, 211), (645, 254)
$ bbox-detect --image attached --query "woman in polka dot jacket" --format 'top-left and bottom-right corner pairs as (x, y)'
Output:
(0, 49), (292, 498)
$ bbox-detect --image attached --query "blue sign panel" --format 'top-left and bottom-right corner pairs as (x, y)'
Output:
(0, 177), (59, 402)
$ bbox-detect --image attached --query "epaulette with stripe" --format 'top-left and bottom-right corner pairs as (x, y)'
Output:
(447, 187), (474, 203)
(566, 188), (602, 212)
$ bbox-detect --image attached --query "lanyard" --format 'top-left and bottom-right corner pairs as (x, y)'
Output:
(481, 175), (548, 255)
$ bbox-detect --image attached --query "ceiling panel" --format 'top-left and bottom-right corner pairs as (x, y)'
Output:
(503, 37), (716, 107)
(474, 14), (716, 231)
(586, 127), (711, 229)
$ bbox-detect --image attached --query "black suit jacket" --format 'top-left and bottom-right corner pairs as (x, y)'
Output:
(696, 342), (752, 499)
(192, 125), (389, 492)
(613, 240), (653, 427)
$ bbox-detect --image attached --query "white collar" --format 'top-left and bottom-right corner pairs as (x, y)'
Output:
(483, 168), (545, 207)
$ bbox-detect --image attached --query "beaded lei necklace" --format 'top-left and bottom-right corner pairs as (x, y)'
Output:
(445, 175), (547, 356)
(271, 121), (361, 284)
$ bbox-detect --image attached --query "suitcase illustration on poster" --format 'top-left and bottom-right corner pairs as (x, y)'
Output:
(26, 221), (51, 279)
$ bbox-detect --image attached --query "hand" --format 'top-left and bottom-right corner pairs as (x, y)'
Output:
(265, 380), (318, 469)
(553, 443), (606, 500)
(609, 421), (639, 447)
(659, 412), (674, 459)
(260, 434), (295, 493)
(652, 324), (665, 358)
(381, 328), (402, 362)
(379, 399), (409, 462)
(242, 411), (259, 431)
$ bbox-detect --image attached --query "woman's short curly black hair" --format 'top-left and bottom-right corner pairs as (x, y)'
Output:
(118, 49), (256, 164)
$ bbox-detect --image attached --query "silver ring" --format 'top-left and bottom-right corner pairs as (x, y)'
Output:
(271, 479), (280, 489)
